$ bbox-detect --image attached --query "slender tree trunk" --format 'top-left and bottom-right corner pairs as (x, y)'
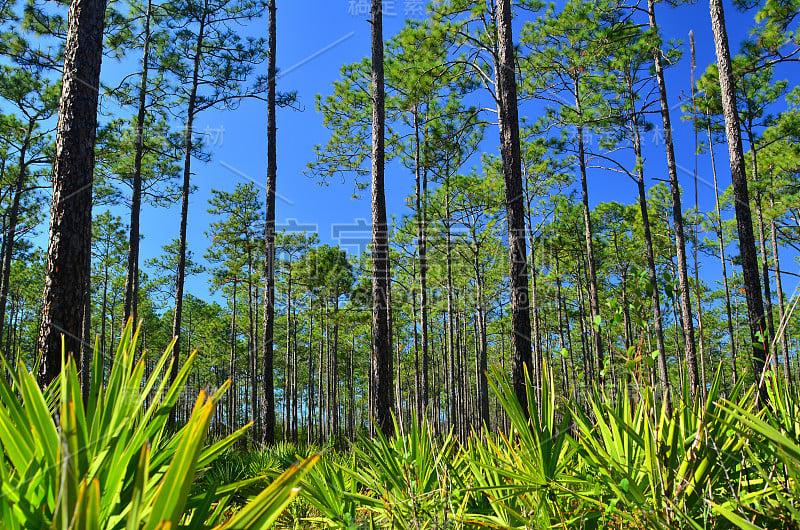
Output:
(751, 153), (778, 372)
(170, 6), (206, 410)
(411, 275), (421, 422)
(246, 242), (259, 439)
(350, 333), (356, 439)
(370, 0), (394, 437)
(647, 0), (698, 397)
(631, 103), (670, 413)
(317, 312), (324, 441)
(100, 260), (108, 358)
(707, 113), (739, 385)
(123, 0), (151, 332)
(769, 193), (791, 386)
(261, 0), (278, 446)
(575, 87), (604, 380)
(284, 260), (292, 440)
(496, 0), (533, 414)
(0, 126), (31, 353)
(307, 303), (314, 444)
(445, 186), (456, 430)
(709, 0), (769, 400)
(413, 108), (430, 420)
(474, 256), (489, 429)
(394, 325), (403, 433)
(292, 303), (299, 441)
(228, 277), (238, 434)
(526, 205), (542, 414)
(331, 295), (340, 443)
(554, 252), (569, 393)
(690, 34), (707, 400)
(38, 0), (107, 389)
(576, 249), (593, 387)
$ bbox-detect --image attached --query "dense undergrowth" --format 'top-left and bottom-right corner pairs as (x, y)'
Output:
(285, 364), (800, 529)
(1, 324), (798, 528)
(0, 322), (316, 529)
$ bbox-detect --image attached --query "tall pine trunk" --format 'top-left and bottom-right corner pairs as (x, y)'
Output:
(690, 34), (707, 399)
(751, 156), (778, 372)
(647, 0), (698, 397)
(370, 0), (394, 437)
(445, 178), (456, 429)
(412, 108), (429, 421)
(283, 259), (293, 440)
(38, 0), (107, 392)
(262, 0), (278, 445)
(709, 0), (768, 399)
(170, 7), (206, 411)
(575, 87), (604, 382)
(122, 0), (151, 331)
(769, 202), (791, 385)
(228, 277), (237, 434)
(630, 101), (670, 412)
(474, 254), (489, 428)
(246, 242), (259, 439)
(496, 0), (533, 414)
(525, 187), (542, 412)
(707, 111), (739, 384)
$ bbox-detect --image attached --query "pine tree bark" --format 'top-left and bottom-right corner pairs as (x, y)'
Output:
(169, 9), (205, 416)
(709, 0), (769, 398)
(262, 0), (278, 445)
(632, 115), (670, 412)
(370, 0), (394, 437)
(123, 0), (151, 332)
(647, 0), (699, 397)
(412, 108), (430, 421)
(38, 0), (107, 388)
(496, 0), (533, 414)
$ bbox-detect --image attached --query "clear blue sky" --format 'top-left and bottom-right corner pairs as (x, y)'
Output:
(102, 0), (786, 301)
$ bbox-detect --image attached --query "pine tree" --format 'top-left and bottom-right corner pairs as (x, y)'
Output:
(158, 0), (271, 400)
(370, 0), (394, 437)
(38, 0), (108, 392)
(206, 183), (266, 438)
(262, 0), (279, 445)
(495, 0), (533, 415)
(709, 0), (769, 399)
(0, 67), (58, 356)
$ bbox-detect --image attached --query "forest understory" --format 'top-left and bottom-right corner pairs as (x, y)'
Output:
(0, 0), (798, 527)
